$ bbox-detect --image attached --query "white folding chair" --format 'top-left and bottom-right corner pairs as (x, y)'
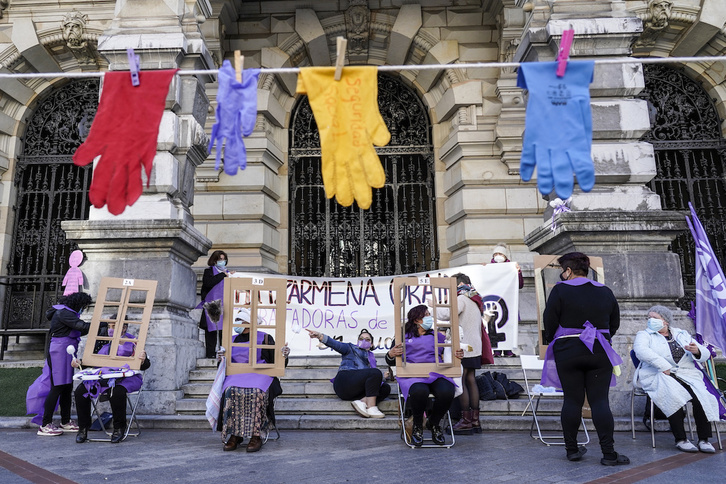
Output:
(397, 382), (455, 449)
(520, 354), (590, 446)
(89, 375), (144, 442)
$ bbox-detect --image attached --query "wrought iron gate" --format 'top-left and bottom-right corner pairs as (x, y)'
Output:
(289, 74), (437, 277)
(638, 65), (726, 308)
(2, 79), (97, 331)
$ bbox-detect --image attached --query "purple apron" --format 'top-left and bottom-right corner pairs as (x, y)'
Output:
(223, 331), (273, 392)
(26, 305), (81, 425)
(397, 332), (455, 401)
(541, 321), (623, 388)
(196, 266), (225, 332)
(84, 331), (143, 397)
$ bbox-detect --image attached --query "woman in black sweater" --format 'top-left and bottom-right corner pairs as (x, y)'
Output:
(200, 250), (234, 358)
(542, 252), (628, 466)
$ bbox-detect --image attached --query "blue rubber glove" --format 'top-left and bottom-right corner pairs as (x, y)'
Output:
(517, 61), (595, 199)
(208, 61), (260, 175)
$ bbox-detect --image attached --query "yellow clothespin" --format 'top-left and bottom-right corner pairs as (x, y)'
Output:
(334, 37), (347, 81)
(234, 50), (243, 83)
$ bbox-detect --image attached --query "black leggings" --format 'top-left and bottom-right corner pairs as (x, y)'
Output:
(407, 379), (455, 427)
(333, 369), (391, 403)
(205, 329), (219, 358)
(42, 383), (73, 426)
(554, 339), (615, 455)
(667, 376), (712, 442)
(75, 384), (129, 431)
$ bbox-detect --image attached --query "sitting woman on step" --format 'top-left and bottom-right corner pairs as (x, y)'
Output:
(385, 304), (464, 446)
(306, 328), (391, 418)
(216, 308), (289, 453)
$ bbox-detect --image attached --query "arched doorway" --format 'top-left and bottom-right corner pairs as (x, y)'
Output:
(3, 79), (98, 332)
(289, 74), (437, 277)
(638, 65), (726, 307)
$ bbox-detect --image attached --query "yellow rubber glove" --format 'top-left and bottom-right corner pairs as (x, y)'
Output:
(297, 66), (390, 209)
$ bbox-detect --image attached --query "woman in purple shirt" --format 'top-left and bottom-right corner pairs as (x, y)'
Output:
(385, 304), (463, 446)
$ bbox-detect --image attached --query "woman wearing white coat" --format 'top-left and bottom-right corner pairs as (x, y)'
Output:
(633, 305), (719, 453)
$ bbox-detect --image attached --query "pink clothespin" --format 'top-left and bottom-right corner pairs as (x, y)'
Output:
(556, 29), (574, 78)
(127, 48), (140, 86)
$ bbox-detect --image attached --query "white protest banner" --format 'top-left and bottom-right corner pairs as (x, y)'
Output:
(230, 264), (519, 356)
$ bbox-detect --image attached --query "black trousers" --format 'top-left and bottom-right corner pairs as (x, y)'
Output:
(75, 383), (129, 430)
(333, 369), (391, 403)
(205, 329), (219, 358)
(554, 339), (615, 455)
(667, 376), (712, 442)
(407, 378), (455, 427)
(42, 383), (72, 426)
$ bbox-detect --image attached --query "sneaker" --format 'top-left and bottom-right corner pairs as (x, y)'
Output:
(60, 420), (79, 432)
(366, 406), (385, 418)
(351, 400), (369, 418)
(676, 440), (698, 453)
(37, 424), (63, 436)
(698, 440), (716, 454)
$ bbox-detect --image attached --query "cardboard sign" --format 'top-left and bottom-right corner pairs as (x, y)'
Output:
(392, 276), (461, 378)
(223, 277), (287, 377)
(533, 255), (604, 358)
(82, 277), (157, 370)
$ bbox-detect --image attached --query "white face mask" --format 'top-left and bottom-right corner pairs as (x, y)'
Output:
(647, 318), (664, 332)
(493, 255), (506, 263)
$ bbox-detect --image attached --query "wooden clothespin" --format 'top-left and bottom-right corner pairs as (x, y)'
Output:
(234, 50), (243, 83)
(126, 48), (140, 86)
(334, 37), (347, 81)
(556, 29), (574, 78)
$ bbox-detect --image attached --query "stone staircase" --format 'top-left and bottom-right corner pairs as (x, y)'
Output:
(1, 334), (45, 361)
(168, 354), (570, 431)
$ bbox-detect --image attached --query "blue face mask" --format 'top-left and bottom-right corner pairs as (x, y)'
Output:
(421, 316), (434, 331)
(216, 260), (227, 270)
(647, 318), (664, 332)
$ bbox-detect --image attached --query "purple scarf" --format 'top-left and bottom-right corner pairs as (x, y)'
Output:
(197, 266), (225, 331)
(541, 321), (623, 388)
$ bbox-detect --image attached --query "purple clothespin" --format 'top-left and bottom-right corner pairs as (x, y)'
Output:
(556, 29), (574, 78)
(126, 48), (140, 86)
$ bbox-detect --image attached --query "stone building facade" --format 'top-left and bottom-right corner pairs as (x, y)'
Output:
(0, 0), (725, 417)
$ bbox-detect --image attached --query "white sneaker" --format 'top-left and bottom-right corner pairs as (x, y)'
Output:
(351, 400), (369, 418)
(37, 424), (63, 436)
(60, 420), (79, 432)
(698, 440), (716, 453)
(676, 440), (698, 453)
(366, 406), (385, 419)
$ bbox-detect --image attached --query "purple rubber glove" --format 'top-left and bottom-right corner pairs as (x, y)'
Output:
(208, 61), (259, 175)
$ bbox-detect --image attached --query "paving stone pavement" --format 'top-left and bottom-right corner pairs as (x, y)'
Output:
(1, 427), (725, 484)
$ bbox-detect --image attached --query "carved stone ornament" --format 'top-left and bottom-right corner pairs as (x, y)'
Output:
(636, 0), (672, 48)
(62, 10), (89, 50)
(345, 0), (370, 54)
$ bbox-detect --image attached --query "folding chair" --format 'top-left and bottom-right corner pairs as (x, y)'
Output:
(397, 382), (455, 449)
(520, 354), (590, 446)
(88, 372), (144, 443)
(261, 395), (280, 444)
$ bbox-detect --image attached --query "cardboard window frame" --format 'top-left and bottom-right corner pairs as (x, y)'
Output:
(393, 276), (461, 378)
(82, 278), (157, 370)
(533, 255), (604, 358)
(223, 277), (287, 377)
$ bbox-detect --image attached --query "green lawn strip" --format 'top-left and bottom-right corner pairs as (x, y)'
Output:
(0, 367), (42, 416)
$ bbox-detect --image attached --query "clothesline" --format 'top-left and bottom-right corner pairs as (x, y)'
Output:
(0, 55), (724, 79)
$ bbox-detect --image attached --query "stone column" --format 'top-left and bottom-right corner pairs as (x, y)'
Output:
(62, 0), (214, 414)
(519, 9), (689, 416)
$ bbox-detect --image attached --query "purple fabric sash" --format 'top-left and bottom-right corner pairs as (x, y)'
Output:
(557, 277), (604, 287)
(231, 331), (266, 364)
(25, 332), (81, 425)
(80, 365), (143, 399)
(98, 331), (135, 357)
(224, 331), (273, 392)
(541, 321), (622, 388)
(695, 361), (726, 420)
(397, 332), (456, 401)
(51, 304), (80, 317)
(198, 266), (224, 332)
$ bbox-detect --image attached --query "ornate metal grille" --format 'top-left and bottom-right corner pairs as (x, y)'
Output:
(638, 65), (726, 308)
(289, 74), (437, 277)
(2, 80), (97, 330)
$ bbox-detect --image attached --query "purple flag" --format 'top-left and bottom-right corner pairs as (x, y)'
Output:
(686, 202), (726, 352)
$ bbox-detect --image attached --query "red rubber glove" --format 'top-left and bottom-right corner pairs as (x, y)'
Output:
(73, 70), (177, 215)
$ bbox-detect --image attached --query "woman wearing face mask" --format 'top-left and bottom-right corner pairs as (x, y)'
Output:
(385, 304), (465, 446)
(199, 250), (235, 358)
(542, 252), (628, 466)
(307, 328), (390, 418)
(633, 305), (719, 453)
(490, 243), (523, 357)
(26, 292), (93, 436)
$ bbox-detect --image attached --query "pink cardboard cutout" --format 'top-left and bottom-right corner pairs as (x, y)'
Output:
(62, 250), (84, 296)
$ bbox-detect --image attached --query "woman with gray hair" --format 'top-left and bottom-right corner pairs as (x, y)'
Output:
(633, 305), (719, 453)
